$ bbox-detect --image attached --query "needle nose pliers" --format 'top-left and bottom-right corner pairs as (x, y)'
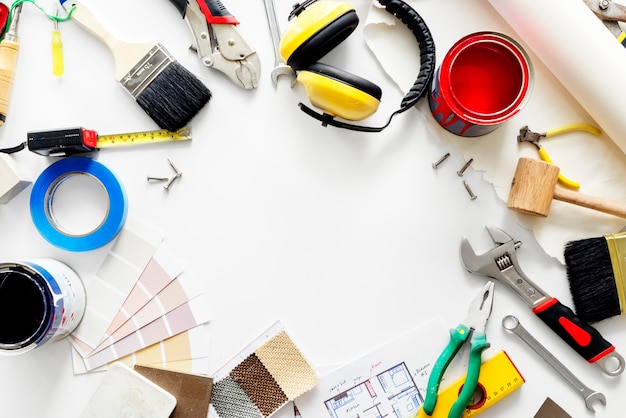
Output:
(422, 281), (495, 418)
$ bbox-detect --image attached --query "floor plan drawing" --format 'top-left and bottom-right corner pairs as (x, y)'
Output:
(324, 362), (423, 418)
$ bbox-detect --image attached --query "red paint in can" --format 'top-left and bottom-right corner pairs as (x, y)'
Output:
(429, 32), (533, 137)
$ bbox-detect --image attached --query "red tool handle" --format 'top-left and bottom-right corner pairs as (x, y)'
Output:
(533, 298), (615, 363)
(199, 0), (239, 24)
(167, 0), (239, 24)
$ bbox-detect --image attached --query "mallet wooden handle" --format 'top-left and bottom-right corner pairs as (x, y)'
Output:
(554, 188), (626, 219)
(508, 157), (626, 219)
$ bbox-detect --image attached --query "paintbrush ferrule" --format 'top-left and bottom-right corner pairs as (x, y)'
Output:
(606, 232), (626, 313)
(120, 44), (173, 99)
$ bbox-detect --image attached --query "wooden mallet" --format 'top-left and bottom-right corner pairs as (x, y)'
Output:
(507, 157), (626, 218)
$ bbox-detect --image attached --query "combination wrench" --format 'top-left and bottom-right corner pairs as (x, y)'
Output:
(261, 0), (296, 86)
(503, 315), (606, 413)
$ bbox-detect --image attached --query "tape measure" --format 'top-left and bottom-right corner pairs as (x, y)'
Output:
(96, 127), (191, 148)
(416, 350), (524, 418)
(27, 127), (191, 157)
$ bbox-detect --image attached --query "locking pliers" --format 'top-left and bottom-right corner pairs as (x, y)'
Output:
(168, 0), (261, 89)
(584, 0), (626, 44)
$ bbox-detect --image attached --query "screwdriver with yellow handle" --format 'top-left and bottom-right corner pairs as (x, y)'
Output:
(0, 3), (22, 126)
(51, 2), (63, 76)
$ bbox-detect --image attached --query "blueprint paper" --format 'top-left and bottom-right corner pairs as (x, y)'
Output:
(364, 0), (626, 263)
(294, 318), (455, 418)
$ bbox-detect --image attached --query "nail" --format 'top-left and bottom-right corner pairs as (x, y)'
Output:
(167, 158), (181, 175)
(163, 173), (182, 190)
(432, 152), (450, 169)
(147, 176), (168, 181)
(457, 158), (474, 176)
(463, 181), (477, 200)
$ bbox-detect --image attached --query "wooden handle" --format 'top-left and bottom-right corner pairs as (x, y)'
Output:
(69, 2), (155, 81)
(0, 39), (19, 126)
(554, 187), (626, 218)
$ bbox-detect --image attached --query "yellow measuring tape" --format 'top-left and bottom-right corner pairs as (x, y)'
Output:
(96, 127), (192, 148)
(27, 126), (192, 156)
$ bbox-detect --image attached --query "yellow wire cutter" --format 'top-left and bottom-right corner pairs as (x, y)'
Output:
(517, 123), (602, 189)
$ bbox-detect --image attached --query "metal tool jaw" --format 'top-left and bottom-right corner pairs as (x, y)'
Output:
(463, 281), (495, 334)
(584, 0), (626, 38)
(460, 225), (550, 309)
(517, 125), (544, 146)
(184, 0), (260, 89)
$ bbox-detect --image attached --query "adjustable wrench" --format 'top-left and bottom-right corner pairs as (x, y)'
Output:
(460, 225), (625, 376)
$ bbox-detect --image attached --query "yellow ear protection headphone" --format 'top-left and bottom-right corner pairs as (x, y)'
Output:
(280, 0), (436, 132)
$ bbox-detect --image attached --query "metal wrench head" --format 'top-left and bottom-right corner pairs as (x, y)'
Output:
(460, 225), (522, 279)
(271, 64), (297, 87)
(584, 391), (607, 413)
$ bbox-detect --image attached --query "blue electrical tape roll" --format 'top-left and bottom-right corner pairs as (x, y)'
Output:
(30, 157), (128, 252)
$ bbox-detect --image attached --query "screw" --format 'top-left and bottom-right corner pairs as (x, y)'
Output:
(163, 173), (182, 190)
(457, 158), (474, 176)
(167, 158), (182, 175)
(463, 181), (477, 200)
(163, 159), (183, 190)
(432, 152), (451, 169)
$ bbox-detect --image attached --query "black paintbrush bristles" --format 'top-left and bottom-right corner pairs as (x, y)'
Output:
(135, 61), (212, 132)
(564, 236), (621, 322)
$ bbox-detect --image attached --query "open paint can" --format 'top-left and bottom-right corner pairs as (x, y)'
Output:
(0, 259), (85, 355)
(429, 32), (533, 137)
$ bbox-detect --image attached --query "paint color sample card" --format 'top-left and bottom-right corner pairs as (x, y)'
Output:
(134, 365), (213, 418)
(209, 322), (319, 418)
(80, 295), (211, 370)
(81, 362), (176, 418)
(71, 218), (166, 355)
(92, 271), (203, 354)
(97, 244), (185, 349)
(72, 325), (210, 375)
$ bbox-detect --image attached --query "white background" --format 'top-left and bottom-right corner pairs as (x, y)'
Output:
(0, 0), (625, 417)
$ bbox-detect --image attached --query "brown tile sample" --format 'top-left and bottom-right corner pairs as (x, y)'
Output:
(134, 365), (212, 418)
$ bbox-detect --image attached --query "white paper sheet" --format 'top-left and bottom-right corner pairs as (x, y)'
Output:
(365, 0), (626, 263)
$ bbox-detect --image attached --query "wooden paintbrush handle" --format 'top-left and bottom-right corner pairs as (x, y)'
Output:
(0, 38), (19, 126)
(68, 2), (155, 80)
(554, 187), (626, 218)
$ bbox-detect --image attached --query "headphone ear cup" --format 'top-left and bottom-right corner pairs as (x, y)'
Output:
(282, 2), (359, 70)
(297, 62), (382, 121)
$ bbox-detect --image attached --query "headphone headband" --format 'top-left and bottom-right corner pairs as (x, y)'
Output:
(296, 0), (436, 132)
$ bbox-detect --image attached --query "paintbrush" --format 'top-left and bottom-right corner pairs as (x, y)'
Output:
(563, 232), (626, 322)
(61, 1), (211, 131)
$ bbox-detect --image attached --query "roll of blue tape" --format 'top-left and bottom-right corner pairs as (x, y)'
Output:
(30, 157), (128, 252)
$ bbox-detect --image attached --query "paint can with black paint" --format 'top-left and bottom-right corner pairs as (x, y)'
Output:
(0, 259), (85, 354)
